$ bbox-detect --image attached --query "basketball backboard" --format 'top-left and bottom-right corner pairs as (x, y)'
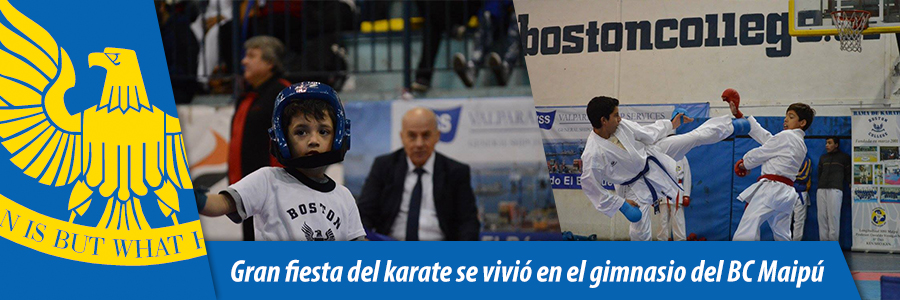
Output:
(790, 0), (900, 36)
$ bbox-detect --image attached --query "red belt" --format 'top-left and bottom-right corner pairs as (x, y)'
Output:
(757, 174), (794, 187)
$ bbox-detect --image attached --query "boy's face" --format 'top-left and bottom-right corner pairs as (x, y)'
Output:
(601, 107), (621, 133)
(286, 112), (334, 159)
(783, 110), (806, 130)
(825, 139), (838, 153)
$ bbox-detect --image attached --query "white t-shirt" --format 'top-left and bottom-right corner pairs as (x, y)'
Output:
(223, 167), (366, 241)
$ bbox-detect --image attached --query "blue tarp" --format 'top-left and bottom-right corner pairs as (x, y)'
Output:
(678, 116), (852, 246)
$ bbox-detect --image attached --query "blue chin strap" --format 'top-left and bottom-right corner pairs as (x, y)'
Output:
(269, 82), (351, 168)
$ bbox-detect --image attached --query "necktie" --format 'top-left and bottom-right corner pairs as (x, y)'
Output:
(406, 168), (426, 241)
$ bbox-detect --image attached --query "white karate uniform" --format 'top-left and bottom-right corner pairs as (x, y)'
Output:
(581, 115), (734, 240)
(792, 158), (812, 241)
(658, 157), (690, 241)
(733, 116), (807, 241)
(792, 191), (809, 241)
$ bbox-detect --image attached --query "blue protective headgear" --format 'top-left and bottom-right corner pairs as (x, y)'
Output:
(268, 82), (350, 168)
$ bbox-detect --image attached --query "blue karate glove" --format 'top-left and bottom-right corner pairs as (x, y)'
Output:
(619, 201), (642, 223)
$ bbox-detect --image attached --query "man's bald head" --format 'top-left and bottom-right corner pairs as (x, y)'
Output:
(401, 107), (440, 168)
(402, 107), (438, 130)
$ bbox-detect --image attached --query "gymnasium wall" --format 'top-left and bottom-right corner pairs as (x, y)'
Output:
(516, 0), (890, 242)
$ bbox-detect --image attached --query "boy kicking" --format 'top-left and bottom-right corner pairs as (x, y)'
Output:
(580, 90), (750, 240)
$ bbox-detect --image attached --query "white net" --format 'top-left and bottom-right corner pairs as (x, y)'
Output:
(831, 10), (871, 52)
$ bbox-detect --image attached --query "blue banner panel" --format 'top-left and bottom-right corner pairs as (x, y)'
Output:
(0, 0), (213, 298)
(206, 241), (859, 300)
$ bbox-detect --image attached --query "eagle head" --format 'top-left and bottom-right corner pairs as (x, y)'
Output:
(88, 47), (150, 112)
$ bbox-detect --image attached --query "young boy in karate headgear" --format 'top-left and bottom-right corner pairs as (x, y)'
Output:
(196, 82), (365, 241)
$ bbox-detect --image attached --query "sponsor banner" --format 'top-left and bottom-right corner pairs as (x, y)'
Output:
(177, 105), (244, 241)
(391, 98), (558, 236)
(391, 98), (547, 164)
(205, 241), (859, 300)
(536, 103), (708, 189)
(178, 105), (234, 192)
(851, 109), (900, 252)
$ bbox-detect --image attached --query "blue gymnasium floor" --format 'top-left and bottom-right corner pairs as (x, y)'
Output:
(846, 251), (900, 300)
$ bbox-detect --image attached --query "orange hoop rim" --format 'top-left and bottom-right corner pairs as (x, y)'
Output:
(831, 10), (872, 29)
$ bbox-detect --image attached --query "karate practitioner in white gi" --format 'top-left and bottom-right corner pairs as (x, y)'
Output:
(657, 157), (691, 241)
(733, 103), (815, 241)
(580, 91), (749, 241)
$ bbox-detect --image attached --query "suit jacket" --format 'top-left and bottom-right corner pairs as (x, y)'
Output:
(358, 149), (480, 241)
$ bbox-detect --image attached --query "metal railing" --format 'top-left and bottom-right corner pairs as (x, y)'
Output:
(159, 0), (524, 103)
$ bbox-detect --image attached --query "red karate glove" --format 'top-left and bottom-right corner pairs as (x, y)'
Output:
(682, 196), (690, 207)
(734, 159), (748, 177)
(722, 88), (743, 119)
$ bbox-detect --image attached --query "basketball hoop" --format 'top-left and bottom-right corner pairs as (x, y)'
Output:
(831, 10), (871, 52)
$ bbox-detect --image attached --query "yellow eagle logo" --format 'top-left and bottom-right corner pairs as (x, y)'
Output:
(0, 0), (191, 230)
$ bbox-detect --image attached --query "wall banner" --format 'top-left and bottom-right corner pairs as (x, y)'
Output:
(536, 103), (709, 189)
(851, 108), (900, 252)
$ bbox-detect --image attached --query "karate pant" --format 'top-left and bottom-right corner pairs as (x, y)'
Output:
(657, 203), (686, 241)
(630, 115), (734, 241)
(654, 115), (735, 162)
(734, 200), (793, 241)
(630, 202), (654, 241)
(817, 188), (842, 241)
(791, 192), (808, 241)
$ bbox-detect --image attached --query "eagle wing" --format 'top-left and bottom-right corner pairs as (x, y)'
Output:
(163, 112), (193, 190)
(0, 0), (83, 187)
(152, 112), (194, 216)
(302, 223), (314, 241)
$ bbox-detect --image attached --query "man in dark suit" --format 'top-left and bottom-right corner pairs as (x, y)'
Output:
(358, 107), (480, 241)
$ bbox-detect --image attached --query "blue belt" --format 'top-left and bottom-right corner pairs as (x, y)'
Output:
(621, 156), (683, 214)
(794, 182), (807, 205)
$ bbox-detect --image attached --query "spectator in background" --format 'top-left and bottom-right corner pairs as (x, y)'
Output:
(817, 137), (851, 241)
(190, 0), (233, 89)
(157, 0), (200, 104)
(216, 0), (301, 79)
(358, 107), (480, 240)
(217, 1), (354, 90)
(229, 36), (292, 240)
(411, 1), (481, 92)
(452, 0), (520, 87)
